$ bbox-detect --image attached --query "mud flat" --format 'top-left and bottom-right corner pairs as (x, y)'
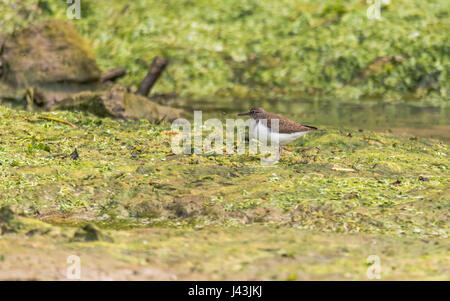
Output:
(0, 107), (448, 280)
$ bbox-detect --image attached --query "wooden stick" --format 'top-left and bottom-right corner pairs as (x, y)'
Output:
(38, 116), (78, 128)
(101, 67), (127, 82)
(0, 38), (4, 76)
(0, 38), (4, 55)
(137, 56), (168, 97)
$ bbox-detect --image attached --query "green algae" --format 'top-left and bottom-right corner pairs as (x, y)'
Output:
(0, 106), (448, 241)
(0, 224), (447, 280)
(0, 0), (449, 278)
(0, 103), (448, 285)
(1, 0), (449, 101)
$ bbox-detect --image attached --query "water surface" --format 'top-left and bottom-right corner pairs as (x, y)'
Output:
(168, 98), (450, 143)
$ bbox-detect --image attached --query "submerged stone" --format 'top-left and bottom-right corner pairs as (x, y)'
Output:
(0, 206), (14, 224)
(0, 206), (18, 235)
(72, 223), (113, 242)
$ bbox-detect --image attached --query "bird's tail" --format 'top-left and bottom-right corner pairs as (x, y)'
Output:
(304, 124), (319, 131)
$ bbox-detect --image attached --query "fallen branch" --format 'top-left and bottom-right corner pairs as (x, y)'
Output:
(0, 37), (4, 55)
(137, 56), (168, 97)
(38, 116), (78, 128)
(101, 67), (127, 83)
(0, 38), (4, 76)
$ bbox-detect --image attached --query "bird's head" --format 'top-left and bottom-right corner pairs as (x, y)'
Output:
(238, 107), (265, 119)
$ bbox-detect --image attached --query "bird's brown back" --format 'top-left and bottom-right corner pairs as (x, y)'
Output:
(257, 112), (317, 134)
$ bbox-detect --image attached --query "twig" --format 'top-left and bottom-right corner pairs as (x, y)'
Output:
(101, 67), (127, 82)
(38, 116), (78, 128)
(137, 56), (168, 97)
(0, 37), (4, 55)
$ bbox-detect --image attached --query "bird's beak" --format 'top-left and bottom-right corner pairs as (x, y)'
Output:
(238, 111), (250, 116)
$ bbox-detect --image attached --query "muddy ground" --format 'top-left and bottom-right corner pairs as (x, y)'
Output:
(0, 107), (448, 280)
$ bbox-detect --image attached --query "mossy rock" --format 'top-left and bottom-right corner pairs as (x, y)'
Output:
(0, 20), (182, 122)
(0, 20), (102, 104)
(0, 19), (100, 88)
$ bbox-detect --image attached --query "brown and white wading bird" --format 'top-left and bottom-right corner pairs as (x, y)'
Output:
(238, 107), (318, 147)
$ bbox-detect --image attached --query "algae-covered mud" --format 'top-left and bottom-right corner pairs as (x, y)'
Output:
(0, 107), (448, 280)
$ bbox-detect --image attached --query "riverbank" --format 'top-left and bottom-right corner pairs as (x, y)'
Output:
(1, 0), (448, 101)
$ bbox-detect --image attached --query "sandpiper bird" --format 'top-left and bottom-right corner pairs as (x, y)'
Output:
(238, 107), (318, 145)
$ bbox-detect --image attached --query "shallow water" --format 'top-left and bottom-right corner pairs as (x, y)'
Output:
(3, 96), (449, 142)
(168, 98), (450, 143)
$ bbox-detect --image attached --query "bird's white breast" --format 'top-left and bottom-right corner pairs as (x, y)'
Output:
(250, 119), (308, 145)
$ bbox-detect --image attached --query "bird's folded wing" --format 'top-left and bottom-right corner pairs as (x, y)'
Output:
(266, 115), (317, 134)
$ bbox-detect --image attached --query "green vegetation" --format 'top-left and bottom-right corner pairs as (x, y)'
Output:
(1, 0), (449, 101)
(0, 106), (448, 279)
(0, 0), (448, 280)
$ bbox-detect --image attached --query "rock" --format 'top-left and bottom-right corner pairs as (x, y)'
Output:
(0, 206), (14, 224)
(48, 84), (182, 122)
(0, 20), (100, 94)
(0, 206), (18, 234)
(71, 223), (113, 242)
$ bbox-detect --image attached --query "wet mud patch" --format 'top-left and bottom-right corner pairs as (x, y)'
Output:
(165, 195), (218, 218)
